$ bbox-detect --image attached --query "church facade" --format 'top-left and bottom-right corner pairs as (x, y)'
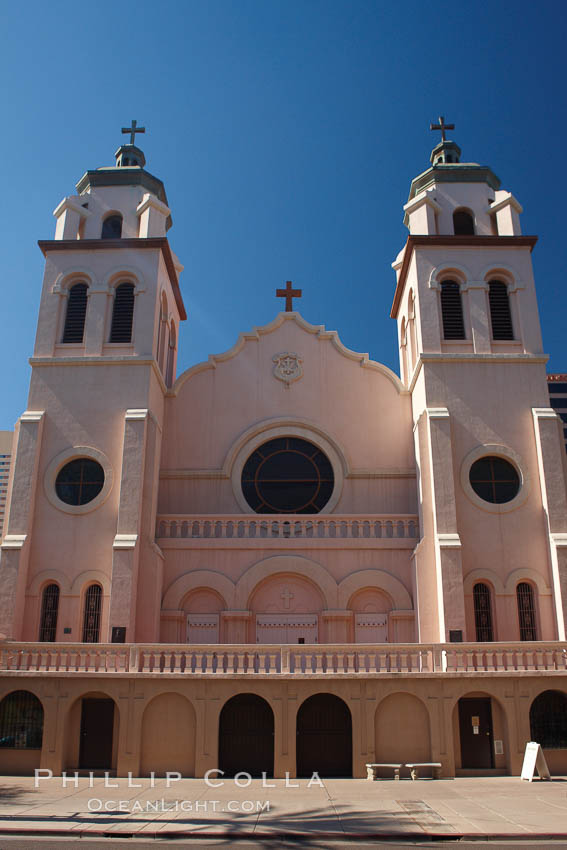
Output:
(0, 126), (566, 779)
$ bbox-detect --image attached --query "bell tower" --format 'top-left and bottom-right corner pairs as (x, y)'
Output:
(391, 119), (567, 644)
(0, 124), (186, 642)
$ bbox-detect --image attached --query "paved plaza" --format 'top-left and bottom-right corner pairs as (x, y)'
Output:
(0, 775), (565, 840)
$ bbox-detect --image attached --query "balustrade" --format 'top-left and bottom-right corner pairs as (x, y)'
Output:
(1, 641), (566, 675)
(156, 514), (420, 540)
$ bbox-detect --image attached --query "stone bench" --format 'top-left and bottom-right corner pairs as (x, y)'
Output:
(405, 762), (442, 780)
(366, 763), (403, 780)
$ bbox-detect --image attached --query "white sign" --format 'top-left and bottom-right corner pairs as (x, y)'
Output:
(521, 741), (551, 782)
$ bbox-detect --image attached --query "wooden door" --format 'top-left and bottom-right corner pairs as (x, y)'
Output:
(256, 614), (318, 643)
(296, 693), (352, 777)
(458, 697), (494, 769)
(355, 613), (387, 643)
(186, 614), (219, 644)
(219, 694), (274, 777)
(286, 615), (318, 644)
(79, 698), (114, 769)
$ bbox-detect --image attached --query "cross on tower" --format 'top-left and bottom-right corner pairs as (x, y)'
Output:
(429, 115), (455, 143)
(276, 281), (302, 312)
(280, 588), (294, 609)
(121, 120), (146, 146)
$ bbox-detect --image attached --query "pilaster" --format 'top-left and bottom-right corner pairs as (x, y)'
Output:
(0, 411), (45, 638)
(532, 407), (567, 639)
(425, 408), (466, 641)
(108, 409), (149, 641)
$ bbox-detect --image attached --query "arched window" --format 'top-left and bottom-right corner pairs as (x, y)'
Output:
(517, 582), (537, 640)
(82, 584), (102, 642)
(473, 583), (494, 641)
(530, 690), (567, 749)
(453, 209), (475, 235)
(440, 280), (465, 339)
(62, 283), (88, 343)
(489, 280), (514, 340)
(39, 584), (59, 642)
(109, 283), (135, 343)
(400, 317), (408, 384)
(101, 214), (122, 239)
(0, 691), (43, 749)
(156, 295), (167, 370)
(408, 291), (417, 370)
(166, 322), (176, 388)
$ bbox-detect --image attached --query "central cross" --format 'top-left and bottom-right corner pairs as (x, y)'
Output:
(276, 280), (302, 312)
(121, 119), (146, 146)
(280, 588), (294, 609)
(429, 115), (455, 143)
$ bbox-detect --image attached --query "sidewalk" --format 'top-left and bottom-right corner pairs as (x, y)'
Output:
(0, 775), (565, 839)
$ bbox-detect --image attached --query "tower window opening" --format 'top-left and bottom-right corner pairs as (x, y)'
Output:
(440, 280), (465, 339)
(62, 283), (88, 343)
(489, 280), (514, 340)
(109, 282), (135, 343)
(453, 209), (475, 235)
(101, 214), (122, 239)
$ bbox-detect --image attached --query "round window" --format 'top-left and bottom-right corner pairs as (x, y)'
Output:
(55, 458), (105, 506)
(468, 456), (520, 504)
(241, 437), (334, 513)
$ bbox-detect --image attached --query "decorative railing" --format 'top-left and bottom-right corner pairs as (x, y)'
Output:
(156, 514), (420, 540)
(1, 642), (566, 675)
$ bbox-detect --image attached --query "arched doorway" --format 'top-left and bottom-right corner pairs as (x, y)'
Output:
(296, 693), (352, 777)
(219, 694), (274, 777)
(65, 693), (117, 771)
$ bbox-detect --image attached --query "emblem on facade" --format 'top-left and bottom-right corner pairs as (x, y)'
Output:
(272, 352), (303, 388)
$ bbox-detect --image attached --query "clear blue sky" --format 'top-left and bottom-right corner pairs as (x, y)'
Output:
(1, 0), (566, 429)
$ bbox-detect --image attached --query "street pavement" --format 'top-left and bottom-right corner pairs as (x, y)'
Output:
(0, 774), (565, 842)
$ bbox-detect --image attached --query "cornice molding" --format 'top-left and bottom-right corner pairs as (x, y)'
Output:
(37, 237), (187, 320)
(390, 235), (538, 319)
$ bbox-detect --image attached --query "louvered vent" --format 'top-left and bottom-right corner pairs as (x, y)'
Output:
(62, 283), (88, 343)
(440, 280), (465, 339)
(109, 283), (135, 343)
(489, 280), (514, 339)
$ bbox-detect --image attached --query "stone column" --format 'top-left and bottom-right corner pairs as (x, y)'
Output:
(221, 611), (252, 643)
(84, 287), (110, 356)
(464, 282), (491, 353)
(321, 610), (351, 643)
